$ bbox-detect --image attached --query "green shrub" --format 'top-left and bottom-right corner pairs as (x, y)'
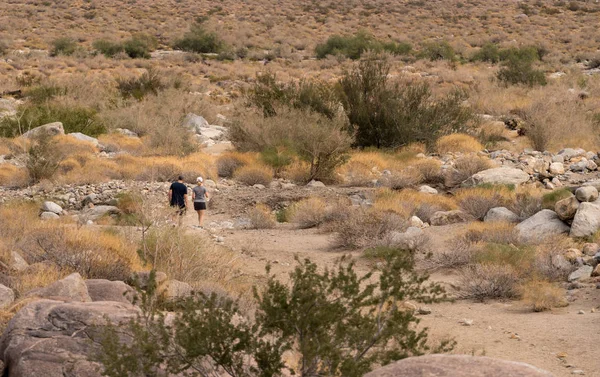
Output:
(339, 56), (473, 149)
(315, 31), (411, 60)
(92, 39), (124, 57)
(0, 104), (106, 138)
(419, 40), (456, 61)
(471, 42), (500, 63)
(497, 57), (547, 86)
(98, 254), (451, 377)
(542, 188), (573, 209)
(25, 133), (64, 183)
(50, 37), (77, 56)
(116, 68), (165, 100)
(172, 18), (223, 53)
(260, 147), (294, 177)
(24, 85), (67, 104)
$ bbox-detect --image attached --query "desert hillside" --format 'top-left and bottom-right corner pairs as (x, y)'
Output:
(0, 1), (600, 377)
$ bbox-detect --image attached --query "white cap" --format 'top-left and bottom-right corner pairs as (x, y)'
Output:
(196, 176), (203, 183)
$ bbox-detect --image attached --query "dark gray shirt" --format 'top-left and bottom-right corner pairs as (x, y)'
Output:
(192, 185), (207, 202)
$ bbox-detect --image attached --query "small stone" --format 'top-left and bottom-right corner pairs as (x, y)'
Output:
(568, 266), (593, 282)
(40, 212), (59, 220)
(409, 216), (424, 228)
(549, 162), (565, 175)
(418, 185), (438, 194)
(575, 186), (599, 203)
(417, 307), (432, 315)
(459, 318), (473, 326)
(216, 236), (225, 243)
(306, 180), (326, 188)
(41, 201), (62, 214)
(582, 243), (600, 256)
(578, 310), (585, 315)
(253, 184), (266, 190)
(571, 370), (585, 375)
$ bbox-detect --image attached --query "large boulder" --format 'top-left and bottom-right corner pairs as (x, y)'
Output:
(484, 207), (519, 223)
(0, 299), (139, 377)
(85, 279), (135, 304)
(554, 195), (580, 221)
(183, 113), (209, 133)
(582, 180), (600, 191)
(464, 167), (530, 187)
(159, 280), (193, 300)
(67, 132), (99, 147)
(548, 162), (565, 175)
(568, 265), (593, 282)
(570, 200), (600, 238)
(26, 273), (92, 302)
(430, 210), (471, 226)
(515, 210), (569, 243)
(82, 205), (121, 220)
(41, 201), (62, 215)
(388, 227), (427, 251)
(21, 122), (64, 139)
(364, 355), (553, 377)
(0, 284), (15, 310)
(575, 186), (599, 203)
(558, 147), (586, 160)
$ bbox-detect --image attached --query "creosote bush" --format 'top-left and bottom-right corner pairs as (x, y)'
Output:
(172, 17), (224, 53)
(248, 204), (277, 229)
(288, 197), (328, 229)
(99, 253), (452, 377)
(520, 280), (567, 312)
(315, 31), (411, 60)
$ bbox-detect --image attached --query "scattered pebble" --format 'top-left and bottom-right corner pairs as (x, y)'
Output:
(578, 310), (585, 315)
(417, 307), (432, 315)
(458, 319), (473, 326)
(571, 370), (585, 375)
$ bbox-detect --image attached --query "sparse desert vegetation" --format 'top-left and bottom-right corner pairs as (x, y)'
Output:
(1, 1), (600, 376)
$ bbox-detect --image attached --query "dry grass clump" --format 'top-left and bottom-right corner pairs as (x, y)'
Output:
(233, 164), (273, 186)
(288, 197), (328, 229)
(248, 204), (276, 229)
(337, 151), (395, 186)
(462, 222), (518, 245)
(0, 164), (28, 187)
(454, 185), (513, 220)
(216, 152), (255, 178)
(98, 133), (145, 154)
(520, 280), (567, 312)
(436, 134), (483, 154)
(382, 167), (424, 190)
(281, 160), (312, 184)
(331, 207), (406, 249)
(411, 158), (444, 184)
(445, 155), (493, 187)
(10, 262), (67, 297)
(533, 235), (577, 282)
(458, 264), (520, 301)
(143, 226), (240, 287)
(507, 186), (543, 219)
(374, 188), (457, 223)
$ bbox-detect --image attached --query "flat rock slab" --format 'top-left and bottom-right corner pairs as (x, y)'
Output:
(516, 210), (570, 243)
(364, 355), (554, 377)
(464, 167), (530, 187)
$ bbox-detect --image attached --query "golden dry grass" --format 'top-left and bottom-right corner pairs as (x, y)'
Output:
(373, 188), (457, 221)
(520, 280), (568, 312)
(98, 133), (145, 154)
(216, 151), (257, 178)
(248, 204), (276, 229)
(436, 134), (483, 154)
(0, 164), (28, 187)
(461, 221), (518, 245)
(233, 164), (273, 186)
(289, 197), (328, 229)
(454, 186), (513, 220)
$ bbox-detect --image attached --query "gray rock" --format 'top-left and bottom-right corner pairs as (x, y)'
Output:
(82, 205), (121, 220)
(183, 113), (209, 133)
(515, 210), (570, 243)
(130, 271), (168, 289)
(85, 279), (135, 304)
(306, 180), (326, 188)
(418, 185), (438, 194)
(159, 280), (193, 300)
(41, 201), (62, 214)
(582, 180), (600, 191)
(67, 132), (99, 146)
(570, 161), (588, 172)
(0, 284), (14, 310)
(9, 251), (28, 271)
(575, 186), (599, 203)
(549, 162), (565, 175)
(570, 200), (600, 238)
(21, 122), (64, 138)
(198, 127), (224, 140)
(40, 212), (59, 220)
(409, 216), (424, 228)
(568, 265), (593, 282)
(26, 273), (92, 302)
(464, 167), (530, 187)
(552, 155), (564, 163)
(555, 195), (580, 221)
(582, 243), (600, 256)
(364, 355), (554, 377)
(484, 207), (519, 223)
(558, 147), (586, 160)
(115, 128), (138, 137)
(0, 299), (139, 377)
(388, 227), (427, 251)
(430, 210), (471, 226)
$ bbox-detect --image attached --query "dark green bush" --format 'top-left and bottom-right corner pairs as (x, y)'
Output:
(116, 68), (165, 100)
(97, 254), (452, 377)
(92, 39), (124, 57)
(497, 57), (547, 86)
(471, 42), (500, 63)
(24, 85), (67, 104)
(418, 40), (456, 61)
(339, 56), (473, 149)
(0, 104), (106, 138)
(172, 18), (223, 53)
(315, 31), (412, 60)
(50, 37), (77, 57)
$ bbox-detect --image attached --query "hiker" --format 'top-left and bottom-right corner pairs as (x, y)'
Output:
(192, 176), (209, 228)
(168, 175), (188, 225)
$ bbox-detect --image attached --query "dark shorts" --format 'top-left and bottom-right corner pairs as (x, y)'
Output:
(194, 202), (207, 211)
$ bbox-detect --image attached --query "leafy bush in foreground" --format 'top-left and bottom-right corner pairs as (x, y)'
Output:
(98, 253), (452, 377)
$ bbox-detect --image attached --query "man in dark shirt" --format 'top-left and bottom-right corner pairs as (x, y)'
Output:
(168, 175), (188, 224)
